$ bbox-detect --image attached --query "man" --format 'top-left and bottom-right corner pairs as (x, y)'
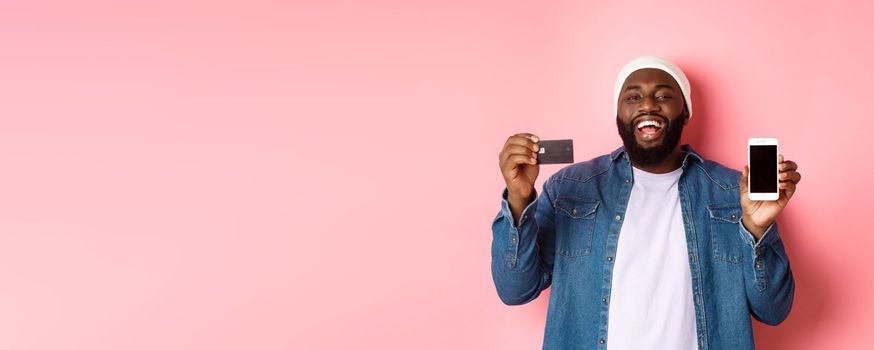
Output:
(491, 56), (800, 350)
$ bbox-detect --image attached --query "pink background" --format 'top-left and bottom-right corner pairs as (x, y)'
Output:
(1, 0), (872, 349)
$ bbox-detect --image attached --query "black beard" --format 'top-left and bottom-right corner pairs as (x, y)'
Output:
(616, 114), (686, 167)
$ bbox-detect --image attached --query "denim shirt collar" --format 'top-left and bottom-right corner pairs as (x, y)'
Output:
(609, 144), (704, 169)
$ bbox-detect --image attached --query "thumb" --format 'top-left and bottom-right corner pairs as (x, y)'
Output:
(740, 165), (749, 195)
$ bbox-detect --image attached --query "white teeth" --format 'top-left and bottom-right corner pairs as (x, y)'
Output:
(636, 120), (662, 129)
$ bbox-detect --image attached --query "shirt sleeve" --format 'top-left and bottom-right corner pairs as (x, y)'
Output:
(490, 179), (557, 305)
(738, 221), (795, 325)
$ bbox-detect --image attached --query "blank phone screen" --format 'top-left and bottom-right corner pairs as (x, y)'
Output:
(750, 145), (778, 193)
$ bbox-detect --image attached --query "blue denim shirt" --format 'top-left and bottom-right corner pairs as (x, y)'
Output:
(491, 145), (794, 350)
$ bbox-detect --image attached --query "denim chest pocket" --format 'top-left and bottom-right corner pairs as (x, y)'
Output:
(554, 196), (600, 258)
(708, 204), (744, 264)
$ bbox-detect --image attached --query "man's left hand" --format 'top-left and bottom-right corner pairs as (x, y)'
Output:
(739, 154), (801, 240)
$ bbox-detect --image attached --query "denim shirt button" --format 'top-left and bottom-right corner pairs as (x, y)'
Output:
(615, 215), (622, 221)
(599, 339), (605, 344)
(601, 298), (607, 303)
(624, 179), (630, 183)
(607, 256), (613, 262)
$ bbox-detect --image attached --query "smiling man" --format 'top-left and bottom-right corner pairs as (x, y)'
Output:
(492, 56), (800, 349)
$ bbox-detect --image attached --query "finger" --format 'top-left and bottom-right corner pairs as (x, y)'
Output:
(778, 154), (784, 163)
(780, 181), (797, 200)
(506, 135), (539, 153)
(499, 145), (538, 169)
(779, 171), (801, 183)
(739, 165), (749, 194)
(779, 160), (798, 172)
(500, 152), (531, 174)
(505, 144), (538, 159)
(506, 154), (537, 167)
(503, 146), (538, 170)
(513, 133), (540, 143)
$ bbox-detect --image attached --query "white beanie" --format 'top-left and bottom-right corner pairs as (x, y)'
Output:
(613, 55), (692, 120)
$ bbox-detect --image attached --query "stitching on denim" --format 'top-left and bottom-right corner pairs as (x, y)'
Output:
(693, 162), (740, 191)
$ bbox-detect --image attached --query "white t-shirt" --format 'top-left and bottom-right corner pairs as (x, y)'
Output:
(606, 166), (697, 350)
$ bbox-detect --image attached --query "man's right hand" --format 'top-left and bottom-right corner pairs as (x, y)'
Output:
(499, 133), (540, 223)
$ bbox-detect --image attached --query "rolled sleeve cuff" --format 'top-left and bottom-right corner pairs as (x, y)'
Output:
(501, 188), (538, 229)
(740, 221), (777, 253)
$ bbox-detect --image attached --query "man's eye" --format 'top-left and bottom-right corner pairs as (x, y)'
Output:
(626, 95), (641, 101)
(656, 95), (672, 100)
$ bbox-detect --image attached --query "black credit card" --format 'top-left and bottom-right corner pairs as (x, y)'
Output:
(537, 139), (574, 164)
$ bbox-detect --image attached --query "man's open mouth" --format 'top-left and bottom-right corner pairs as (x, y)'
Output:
(635, 118), (665, 141)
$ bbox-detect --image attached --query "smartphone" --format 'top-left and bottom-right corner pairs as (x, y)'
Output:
(747, 138), (779, 201)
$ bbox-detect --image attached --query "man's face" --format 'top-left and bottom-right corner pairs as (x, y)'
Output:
(616, 68), (688, 166)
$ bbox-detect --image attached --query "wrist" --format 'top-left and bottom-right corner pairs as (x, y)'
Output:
(507, 191), (533, 209)
(507, 192), (534, 224)
(741, 217), (767, 240)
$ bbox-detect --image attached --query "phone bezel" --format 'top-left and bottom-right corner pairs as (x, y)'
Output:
(747, 137), (779, 201)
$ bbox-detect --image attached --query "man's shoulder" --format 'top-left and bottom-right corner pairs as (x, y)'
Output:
(548, 152), (615, 184)
(691, 155), (741, 189)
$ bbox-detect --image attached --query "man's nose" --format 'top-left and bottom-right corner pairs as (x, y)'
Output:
(638, 96), (660, 113)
